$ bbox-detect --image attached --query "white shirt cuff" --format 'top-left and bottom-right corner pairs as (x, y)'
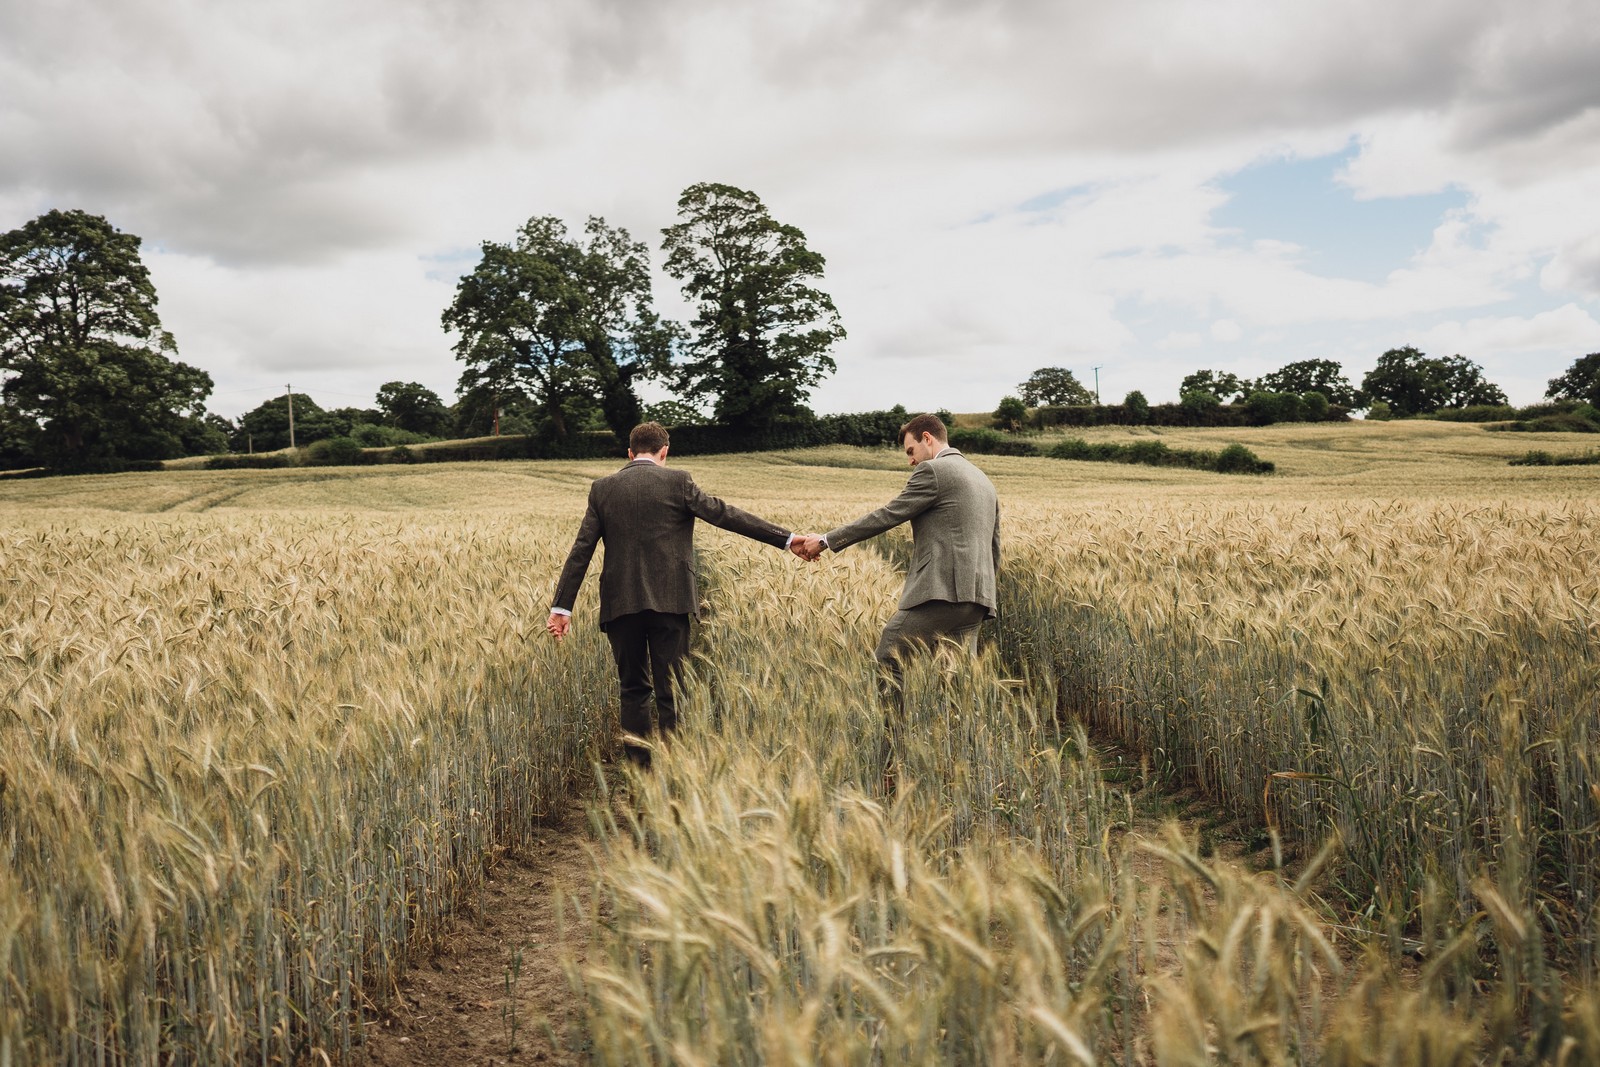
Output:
(549, 607), (572, 616)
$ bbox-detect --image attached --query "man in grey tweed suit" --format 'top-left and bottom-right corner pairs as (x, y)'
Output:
(549, 421), (795, 767)
(793, 412), (999, 729)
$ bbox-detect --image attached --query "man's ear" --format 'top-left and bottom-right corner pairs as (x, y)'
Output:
(627, 448), (637, 460)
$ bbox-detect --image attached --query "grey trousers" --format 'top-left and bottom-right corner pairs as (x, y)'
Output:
(874, 599), (988, 681)
(874, 599), (987, 778)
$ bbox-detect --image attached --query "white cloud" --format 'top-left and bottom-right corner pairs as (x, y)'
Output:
(3, 0), (1599, 412)
(1414, 304), (1600, 359)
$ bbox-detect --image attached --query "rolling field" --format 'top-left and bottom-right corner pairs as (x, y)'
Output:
(2, 421), (1597, 1064)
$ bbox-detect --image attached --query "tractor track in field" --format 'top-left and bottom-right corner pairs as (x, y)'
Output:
(361, 798), (598, 1067)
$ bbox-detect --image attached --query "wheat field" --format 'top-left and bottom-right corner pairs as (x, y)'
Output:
(1, 421), (1597, 1063)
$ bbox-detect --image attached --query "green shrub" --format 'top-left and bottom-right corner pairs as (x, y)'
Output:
(1048, 436), (1271, 474)
(205, 454), (291, 470)
(1180, 390), (1221, 419)
(1493, 414), (1600, 434)
(1513, 401), (1578, 420)
(1122, 440), (1173, 466)
(992, 396), (1027, 431)
(948, 428), (1039, 456)
(1301, 391), (1330, 421)
(1215, 442), (1274, 474)
(1365, 401), (1393, 421)
(348, 422), (432, 448)
(1429, 404), (1517, 423)
(1510, 448), (1600, 466)
(1244, 390), (1303, 425)
(303, 437), (368, 467)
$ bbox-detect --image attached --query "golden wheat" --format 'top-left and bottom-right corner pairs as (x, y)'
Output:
(1, 430), (1596, 1064)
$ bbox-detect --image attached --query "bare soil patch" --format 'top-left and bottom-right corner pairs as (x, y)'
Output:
(362, 800), (596, 1066)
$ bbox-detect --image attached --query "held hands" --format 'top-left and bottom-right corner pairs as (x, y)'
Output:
(546, 611), (571, 641)
(788, 534), (826, 562)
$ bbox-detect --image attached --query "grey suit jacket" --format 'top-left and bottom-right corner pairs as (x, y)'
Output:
(823, 448), (1000, 617)
(553, 460), (790, 627)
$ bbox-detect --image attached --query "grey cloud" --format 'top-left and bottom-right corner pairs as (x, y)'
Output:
(5, 0), (1597, 273)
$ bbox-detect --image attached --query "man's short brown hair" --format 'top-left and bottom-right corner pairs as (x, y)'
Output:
(629, 421), (670, 454)
(898, 413), (948, 443)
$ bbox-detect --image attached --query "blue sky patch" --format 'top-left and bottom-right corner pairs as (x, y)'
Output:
(1213, 149), (1470, 283)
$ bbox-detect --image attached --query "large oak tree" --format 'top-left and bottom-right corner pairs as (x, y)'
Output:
(661, 183), (844, 432)
(1255, 358), (1361, 407)
(0, 209), (213, 468)
(443, 216), (667, 441)
(1361, 347), (1506, 416)
(1546, 352), (1600, 407)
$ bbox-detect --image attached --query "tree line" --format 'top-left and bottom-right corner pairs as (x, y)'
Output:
(5, 201), (1600, 473)
(988, 349), (1600, 433)
(1, 183), (846, 471)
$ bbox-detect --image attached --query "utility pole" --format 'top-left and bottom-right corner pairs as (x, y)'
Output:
(1092, 365), (1104, 405)
(286, 384), (296, 450)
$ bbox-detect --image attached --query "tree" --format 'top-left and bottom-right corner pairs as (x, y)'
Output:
(642, 399), (710, 427)
(1178, 369), (1252, 404)
(993, 395), (1027, 431)
(1361, 347), (1506, 416)
(230, 393), (339, 452)
(451, 380), (537, 438)
(1255, 359), (1360, 407)
(443, 215), (666, 441)
(375, 381), (449, 436)
(661, 182), (844, 431)
(1123, 390), (1150, 424)
(1435, 353), (1507, 409)
(0, 209), (214, 468)
(578, 218), (676, 440)
(1018, 367), (1094, 406)
(179, 413), (232, 457)
(328, 406), (381, 436)
(1244, 390), (1303, 425)
(0, 396), (37, 469)
(1546, 353), (1600, 407)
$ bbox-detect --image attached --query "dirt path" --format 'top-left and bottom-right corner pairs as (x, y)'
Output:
(362, 801), (597, 1066)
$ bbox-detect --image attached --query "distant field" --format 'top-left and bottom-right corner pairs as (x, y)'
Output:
(2, 422), (1597, 1063)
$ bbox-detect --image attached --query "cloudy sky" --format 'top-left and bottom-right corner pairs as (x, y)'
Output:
(4, 0), (1599, 420)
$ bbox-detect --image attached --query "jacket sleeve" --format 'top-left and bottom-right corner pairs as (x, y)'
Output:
(991, 498), (1002, 576)
(823, 462), (939, 550)
(551, 485), (603, 611)
(684, 477), (791, 548)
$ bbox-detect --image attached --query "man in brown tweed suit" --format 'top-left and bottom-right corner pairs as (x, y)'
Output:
(549, 421), (796, 767)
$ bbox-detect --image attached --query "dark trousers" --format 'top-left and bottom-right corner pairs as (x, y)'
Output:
(604, 610), (692, 767)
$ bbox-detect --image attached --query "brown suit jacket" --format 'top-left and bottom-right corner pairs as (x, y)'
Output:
(552, 460), (790, 627)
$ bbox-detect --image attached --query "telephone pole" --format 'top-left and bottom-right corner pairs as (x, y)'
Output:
(1092, 365), (1104, 404)
(286, 384), (296, 450)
